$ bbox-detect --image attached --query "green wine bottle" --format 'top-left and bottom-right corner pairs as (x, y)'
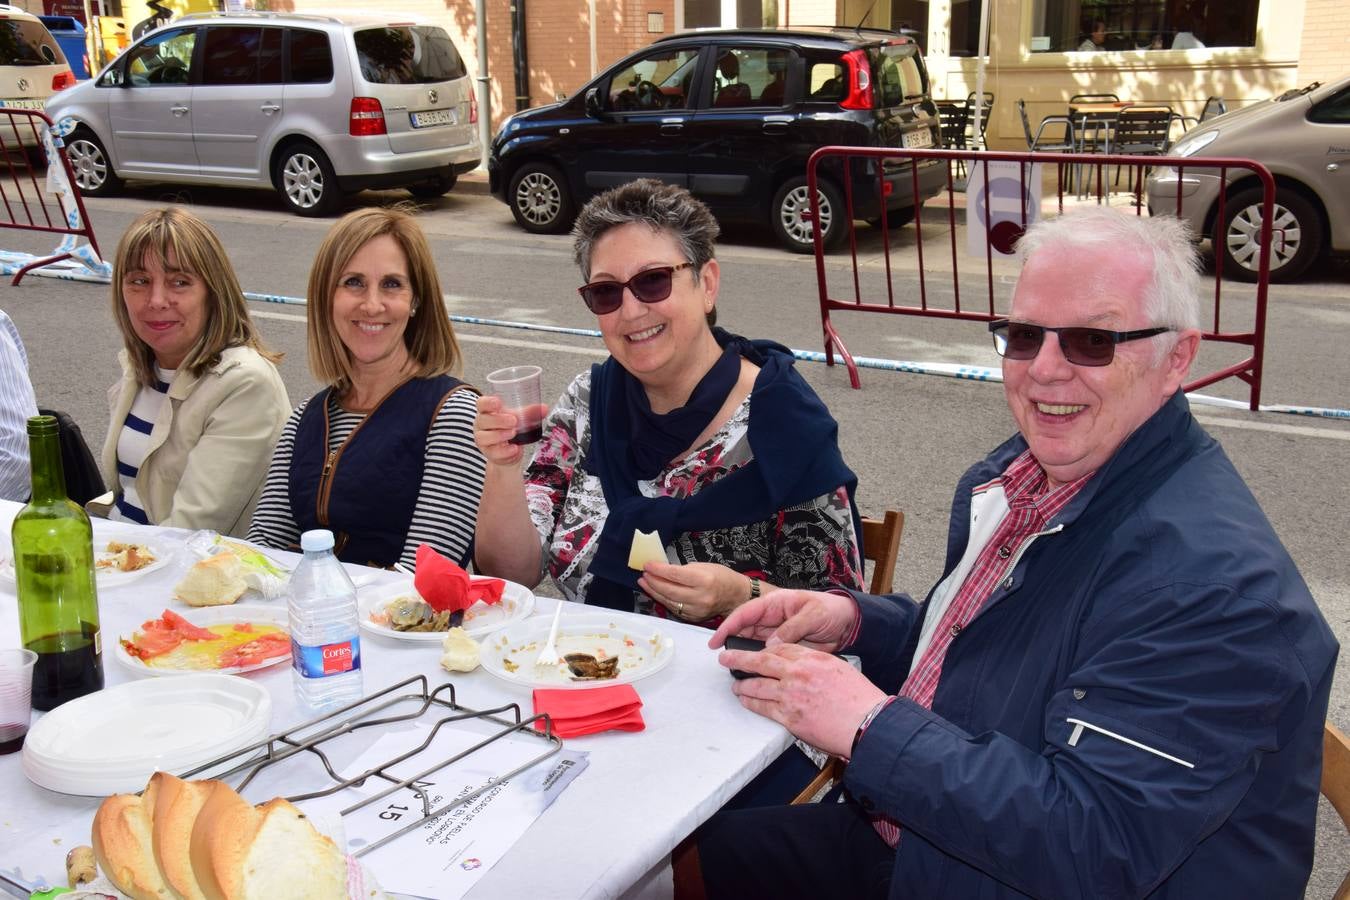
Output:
(12, 415), (103, 710)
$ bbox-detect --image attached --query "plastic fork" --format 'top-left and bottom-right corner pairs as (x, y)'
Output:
(535, 602), (565, 667)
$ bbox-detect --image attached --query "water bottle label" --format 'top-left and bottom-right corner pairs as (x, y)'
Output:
(291, 637), (361, 679)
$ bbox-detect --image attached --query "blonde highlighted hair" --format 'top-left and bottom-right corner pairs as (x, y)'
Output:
(306, 206), (462, 390)
(112, 207), (280, 386)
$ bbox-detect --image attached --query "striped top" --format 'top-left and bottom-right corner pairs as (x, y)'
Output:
(248, 389), (485, 569)
(109, 367), (174, 525)
(0, 310), (38, 502)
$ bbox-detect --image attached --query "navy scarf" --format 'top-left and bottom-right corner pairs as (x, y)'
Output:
(583, 330), (861, 611)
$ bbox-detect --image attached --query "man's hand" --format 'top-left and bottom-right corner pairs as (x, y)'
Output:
(721, 643), (887, 757)
(639, 561), (752, 621)
(708, 589), (858, 653)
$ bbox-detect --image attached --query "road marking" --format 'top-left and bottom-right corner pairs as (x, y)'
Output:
(1193, 414), (1350, 441)
(250, 309), (607, 358)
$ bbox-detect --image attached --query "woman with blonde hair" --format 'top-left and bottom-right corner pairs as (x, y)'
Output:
(250, 207), (485, 568)
(101, 206), (289, 536)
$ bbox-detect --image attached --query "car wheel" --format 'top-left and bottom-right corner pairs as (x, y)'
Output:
(1218, 186), (1323, 283)
(868, 205), (916, 231)
(407, 173), (457, 200)
(508, 162), (574, 234)
(65, 128), (122, 197)
(274, 143), (342, 217)
(771, 176), (846, 254)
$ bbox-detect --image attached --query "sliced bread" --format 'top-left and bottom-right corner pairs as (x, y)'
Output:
(92, 788), (174, 900)
(151, 772), (216, 900)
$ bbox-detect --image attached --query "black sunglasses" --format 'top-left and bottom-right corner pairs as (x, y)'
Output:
(577, 262), (694, 314)
(989, 318), (1172, 367)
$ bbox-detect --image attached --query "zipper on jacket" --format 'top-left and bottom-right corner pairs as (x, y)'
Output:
(315, 377), (414, 528)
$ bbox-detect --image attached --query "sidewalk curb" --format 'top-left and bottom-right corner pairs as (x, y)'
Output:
(459, 170), (490, 196)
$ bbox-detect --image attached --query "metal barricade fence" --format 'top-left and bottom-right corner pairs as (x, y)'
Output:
(806, 147), (1275, 410)
(0, 108), (109, 285)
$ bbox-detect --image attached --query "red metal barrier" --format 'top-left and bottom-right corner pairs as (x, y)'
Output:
(0, 107), (106, 285)
(807, 147), (1274, 410)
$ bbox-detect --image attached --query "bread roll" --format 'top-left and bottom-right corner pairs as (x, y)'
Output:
(92, 788), (173, 899)
(151, 772), (215, 900)
(191, 785), (347, 900)
(173, 553), (248, 607)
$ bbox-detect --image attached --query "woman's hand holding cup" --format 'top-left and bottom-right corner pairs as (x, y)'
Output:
(474, 392), (549, 467)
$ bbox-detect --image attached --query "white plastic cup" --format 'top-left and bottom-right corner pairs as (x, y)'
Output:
(486, 365), (545, 445)
(0, 648), (38, 755)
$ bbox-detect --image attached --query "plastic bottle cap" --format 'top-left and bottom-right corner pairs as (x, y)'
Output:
(300, 529), (335, 552)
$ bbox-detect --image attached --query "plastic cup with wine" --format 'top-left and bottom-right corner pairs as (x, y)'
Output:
(486, 365), (545, 445)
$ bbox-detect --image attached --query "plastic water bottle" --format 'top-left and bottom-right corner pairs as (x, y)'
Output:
(287, 529), (363, 713)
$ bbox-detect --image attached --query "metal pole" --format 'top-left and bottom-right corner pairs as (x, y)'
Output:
(972, 0), (992, 147)
(475, 0), (490, 160)
(588, 0), (596, 77)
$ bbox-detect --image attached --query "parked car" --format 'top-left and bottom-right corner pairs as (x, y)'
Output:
(1146, 75), (1350, 282)
(46, 11), (480, 216)
(488, 27), (944, 253)
(0, 4), (77, 148)
(38, 15), (88, 79)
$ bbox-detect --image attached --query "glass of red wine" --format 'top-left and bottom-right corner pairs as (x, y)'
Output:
(0, 648), (37, 755)
(486, 365), (545, 445)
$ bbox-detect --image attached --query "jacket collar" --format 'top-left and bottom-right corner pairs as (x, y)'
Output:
(119, 346), (245, 400)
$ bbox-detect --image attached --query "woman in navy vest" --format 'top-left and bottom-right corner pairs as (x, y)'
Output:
(249, 208), (485, 568)
(472, 179), (865, 625)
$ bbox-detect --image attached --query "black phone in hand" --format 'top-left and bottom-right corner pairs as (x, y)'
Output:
(724, 635), (766, 679)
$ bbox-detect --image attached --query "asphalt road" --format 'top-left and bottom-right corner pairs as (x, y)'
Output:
(2, 179), (1348, 895)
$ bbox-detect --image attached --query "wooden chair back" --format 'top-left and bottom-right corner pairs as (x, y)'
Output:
(1324, 721), (1350, 900)
(862, 510), (905, 595)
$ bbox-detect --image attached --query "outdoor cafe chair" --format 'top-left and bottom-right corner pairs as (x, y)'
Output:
(937, 99), (969, 150)
(1323, 721), (1350, 900)
(1108, 104), (1174, 190)
(1017, 99), (1076, 152)
(964, 91), (995, 150)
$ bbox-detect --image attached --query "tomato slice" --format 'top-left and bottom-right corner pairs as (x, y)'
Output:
(162, 609), (218, 641)
(218, 631), (290, 669)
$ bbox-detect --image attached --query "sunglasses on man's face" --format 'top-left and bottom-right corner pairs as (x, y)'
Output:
(577, 262), (694, 315)
(988, 318), (1173, 367)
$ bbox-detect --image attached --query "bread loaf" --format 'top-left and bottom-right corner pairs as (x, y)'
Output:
(173, 553), (248, 607)
(190, 787), (347, 900)
(151, 772), (215, 900)
(91, 782), (174, 899)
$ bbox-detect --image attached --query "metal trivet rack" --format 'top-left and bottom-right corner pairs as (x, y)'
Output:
(179, 675), (563, 857)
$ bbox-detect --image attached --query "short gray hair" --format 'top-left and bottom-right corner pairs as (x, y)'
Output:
(572, 179), (720, 283)
(1016, 207), (1202, 361)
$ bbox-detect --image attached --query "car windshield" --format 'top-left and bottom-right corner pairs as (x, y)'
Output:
(0, 19), (62, 66)
(876, 44), (926, 104)
(354, 25), (466, 84)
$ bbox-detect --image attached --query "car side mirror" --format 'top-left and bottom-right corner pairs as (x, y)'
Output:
(584, 87), (603, 117)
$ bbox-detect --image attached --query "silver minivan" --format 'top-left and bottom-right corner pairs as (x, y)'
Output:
(0, 4), (76, 150)
(46, 11), (480, 215)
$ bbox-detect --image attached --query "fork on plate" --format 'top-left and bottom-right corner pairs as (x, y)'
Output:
(535, 602), (565, 666)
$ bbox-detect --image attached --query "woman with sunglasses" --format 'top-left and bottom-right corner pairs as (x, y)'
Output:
(473, 179), (864, 624)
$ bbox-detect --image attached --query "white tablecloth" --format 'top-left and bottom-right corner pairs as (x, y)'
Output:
(0, 501), (790, 898)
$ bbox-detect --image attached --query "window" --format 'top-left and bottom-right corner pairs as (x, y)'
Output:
(1031, 0), (1259, 53)
(709, 47), (791, 108)
(287, 28), (331, 84)
(1309, 86), (1350, 125)
(876, 46), (925, 105)
(683, 0), (778, 28)
(124, 28), (196, 86)
(201, 27), (261, 85)
(353, 26), (466, 85)
(605, 48), (700, 112)
(0, 19), (62, 66)
(807, 60), (845, 102)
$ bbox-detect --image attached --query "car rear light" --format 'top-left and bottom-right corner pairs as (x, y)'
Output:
(839, 49), (873, 110)
(469, 91), (478, 124)
(349, 97), (387, 136)
(51, 70), (76, 91)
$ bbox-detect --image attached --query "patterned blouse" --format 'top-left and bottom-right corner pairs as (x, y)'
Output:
(524, 370), (864, 619)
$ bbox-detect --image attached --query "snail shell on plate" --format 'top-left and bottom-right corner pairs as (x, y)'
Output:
(564, 653), (620, 680)
(387, 596), (434, 629)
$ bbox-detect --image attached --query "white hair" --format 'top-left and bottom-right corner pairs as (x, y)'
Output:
(1016, 207), (1202, 363)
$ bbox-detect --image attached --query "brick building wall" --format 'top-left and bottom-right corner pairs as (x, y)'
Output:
(1295, 0), (1350, 86)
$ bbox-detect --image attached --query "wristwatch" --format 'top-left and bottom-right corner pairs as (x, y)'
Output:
(747, 576), (762, 600)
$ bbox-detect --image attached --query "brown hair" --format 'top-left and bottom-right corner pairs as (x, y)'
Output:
(111, 207), (280, 386)
(306, 206), (463, 390)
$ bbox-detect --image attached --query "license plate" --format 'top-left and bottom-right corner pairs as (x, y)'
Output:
(903, 127), (933, 149)
(410, 108), (454, 128)
(0, 99), (45, 110)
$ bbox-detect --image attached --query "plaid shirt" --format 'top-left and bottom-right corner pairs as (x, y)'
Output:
(866, 450), (1093, 847)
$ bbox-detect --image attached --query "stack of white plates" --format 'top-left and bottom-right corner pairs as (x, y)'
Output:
(22, 674), (272, 795)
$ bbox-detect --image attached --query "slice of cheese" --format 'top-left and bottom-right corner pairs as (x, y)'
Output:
(627, 529), (667, 571)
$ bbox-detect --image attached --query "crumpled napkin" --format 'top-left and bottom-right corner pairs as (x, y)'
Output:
(413, 543), (505, 614)
(532, 684), (645, 738)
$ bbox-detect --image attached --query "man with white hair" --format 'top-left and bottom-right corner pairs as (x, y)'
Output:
(700, 207), (1338, 899)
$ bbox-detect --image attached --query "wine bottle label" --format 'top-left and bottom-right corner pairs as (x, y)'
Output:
(291, 637), (362, 679)
(94, 629), (102, 656)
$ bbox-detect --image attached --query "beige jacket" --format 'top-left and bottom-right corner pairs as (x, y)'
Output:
(99, 345), (291, 537)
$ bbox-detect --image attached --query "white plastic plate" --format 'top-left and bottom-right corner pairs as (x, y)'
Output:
(480, 611), (675, 690)
(21, 673), (272, 795)
(358, 578), (535, 642)
(113, 605), (291, 677)
(0, 530), (175, 587)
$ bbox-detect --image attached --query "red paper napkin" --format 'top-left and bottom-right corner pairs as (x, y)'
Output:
(532, 684), (645, 738)
(413, 543), (505, 614)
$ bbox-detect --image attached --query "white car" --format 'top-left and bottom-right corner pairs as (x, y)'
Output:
(46, 11), (481, 215)
(0, 4), (76, 149)
(1146, 76), (1350, 282)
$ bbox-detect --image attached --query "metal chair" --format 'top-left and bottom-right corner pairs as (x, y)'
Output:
(965, 91), (995, 150)
(936, 100), (969, 150)
(1200, 95), (1228, 122)
(1016, 99), (1076, 152)
(1109, 104), (1173, 190)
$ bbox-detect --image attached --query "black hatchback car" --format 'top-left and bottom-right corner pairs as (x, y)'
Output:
(487, 27), (944, 252)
